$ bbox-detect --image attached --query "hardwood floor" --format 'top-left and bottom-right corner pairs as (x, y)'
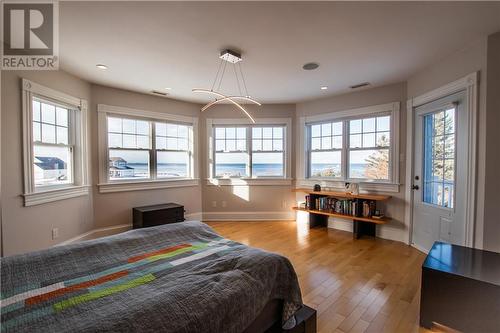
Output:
(206, 221), (432, 333)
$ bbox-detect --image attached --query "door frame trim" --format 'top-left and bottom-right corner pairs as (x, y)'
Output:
(405, 72), (478, 248)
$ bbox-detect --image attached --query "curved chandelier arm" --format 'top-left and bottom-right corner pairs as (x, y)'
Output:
(201, 96), (261, 112)
(193, 89), (256, 123)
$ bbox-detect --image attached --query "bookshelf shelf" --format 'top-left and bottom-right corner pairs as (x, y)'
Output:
(292, 207), (388, 224)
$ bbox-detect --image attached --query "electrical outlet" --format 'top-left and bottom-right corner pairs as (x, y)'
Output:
(221, 201), (227, 208)
(212, 201), (217, 208)
(52, 228), (59, 240)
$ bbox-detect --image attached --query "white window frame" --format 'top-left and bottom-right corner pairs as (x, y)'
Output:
(206, 118), (292, 186)
(297, 102), (400, 192)
(22, 79), (89, 206)
(97, 104), (199, 193)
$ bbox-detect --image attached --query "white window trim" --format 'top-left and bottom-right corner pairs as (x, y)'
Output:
(206, 118), (292, 186)
(97, 104), (199, 193)
(22, 79), (89, 206)
(297, 102), (400, 193)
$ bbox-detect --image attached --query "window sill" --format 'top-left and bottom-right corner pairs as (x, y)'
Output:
(296, 178), (400, 193)
(98, 178), (199, 193)
(23, 185), (90, 207)
(206, 178), (293, 186)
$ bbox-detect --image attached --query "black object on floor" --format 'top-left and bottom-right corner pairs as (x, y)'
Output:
(133, 203), (185, 229)
(420, 241), (500, 332)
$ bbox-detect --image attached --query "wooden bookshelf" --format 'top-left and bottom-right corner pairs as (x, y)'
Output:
(292, 188), (391, 239)
(292, 188), (391, 201)
(292, 207), (388, 224)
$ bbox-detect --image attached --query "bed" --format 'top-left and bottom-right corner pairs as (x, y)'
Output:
(0, 221), (309, 333)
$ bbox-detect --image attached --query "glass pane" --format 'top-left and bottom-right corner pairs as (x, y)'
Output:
(377, 116), (390, 132)
(178, 138), (188, 151)
(56, 126), (68, 145)
(109, 149), (150, 180)
(157, 151), (189, 178)
(166, 124), (177, 137)
(432, 159), (444, 180)
(41, 124), (56, 143)
(136, 121), (149, 135)
(434, 112), (445, 136)
(363, 118), (376, 132)
(273, 139), (283, 151)
(56, 107), (68, 127)
(34, 145), (72, 187)
(321, 136), (331, 150)
(252, 127), (261, 139)
(311, 125), (321, 137)
(443, 183), (454, 208)
(215, 153), (248, 177)
(262, 139), (273, 151)
(108, 117), (122, 133)
(321, 123), (331, 136)
(33, 123), (41, 141)
(156, 123), (167, 136)
(226, 140), (236, 151)
(376, 132), (390, 147)
(166, 137), (177, 150)
(137, 135), (150, 149)
(444, 159), (454, 181)
(156, 137), (167, 150)
(445, 108), (455, 134)
(108, 133), (122, 148)
(41, 103), (55, 124)
(33, 101), (41, 122)
(444, 135), (454, 158)
(215, 127), (225, 139)
(433, 135), (444, 159)
(236, 127), (246, 139)
(350, 134), (362, 148)
(333, 136), (342, 149)
(178, 125), (188, 138)
(123, 134), (136, 148)
(226, 127), (236, 139)
(252, 139), (262, 151)
(349, 149), (389, 180)
(123, 119), (135, 134)
(215, 139), (225, 151)
(311, 138), (321, 150)
(273, 127), (283, 139)
(363, 133), (375, 147)
(263, 127), (273, 139)
(350, 119), (362, 134)
(332, 122), (342, 136)
(237, 139), (246, 151)
(310, 151), (341, 178)
(252, 153), (283, 177)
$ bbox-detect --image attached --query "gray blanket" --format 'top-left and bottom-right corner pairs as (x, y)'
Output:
(0, 221), (302, 332)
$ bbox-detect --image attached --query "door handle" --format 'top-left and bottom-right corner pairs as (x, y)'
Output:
(412, 184), (419, 190)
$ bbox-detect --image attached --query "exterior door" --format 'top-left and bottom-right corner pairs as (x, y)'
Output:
(411, 92), (468, 252)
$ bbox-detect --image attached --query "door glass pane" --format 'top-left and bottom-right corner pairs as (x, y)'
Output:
(423, 108), (456, 208)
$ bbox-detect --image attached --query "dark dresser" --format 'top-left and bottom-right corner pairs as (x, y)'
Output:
(420, 241), (500, 332)
(132, 203), (185, 229)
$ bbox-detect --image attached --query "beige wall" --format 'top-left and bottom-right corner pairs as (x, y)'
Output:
(484, 32), (500, 252)
(199, 104), (296, 220)
(1, 70), (93, 255)
(407, 36), (488, 249)
(296, 83), (408, 242)
(90, 85), (203, 228)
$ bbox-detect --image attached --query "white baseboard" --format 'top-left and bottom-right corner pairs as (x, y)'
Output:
(202, 211), (295, 221)
(56, 223), (131, 246)
(327, 217), (406, 243)
(185, 212), (203, 221)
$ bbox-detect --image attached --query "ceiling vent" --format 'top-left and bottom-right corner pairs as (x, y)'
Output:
(151, 90), (168, 96)
(350, 82), (370, 89)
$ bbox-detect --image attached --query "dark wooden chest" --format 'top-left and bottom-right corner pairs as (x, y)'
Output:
(132, 203), (185, 229)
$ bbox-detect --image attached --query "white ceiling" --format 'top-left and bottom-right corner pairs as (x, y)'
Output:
(59, 2), (500, 104)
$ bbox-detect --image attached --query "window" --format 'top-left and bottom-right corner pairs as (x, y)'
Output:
(303, 102), (399, 186)
(423, 108), (456, 208)
(22, 79), (89, 206)
(106, 115), (193, 181)
(212, 124), (286, 179)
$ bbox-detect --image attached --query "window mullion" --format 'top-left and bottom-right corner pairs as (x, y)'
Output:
(342, 120), (348, 180)
(247, 126), (252, 178)
(151, 121), (156, 180)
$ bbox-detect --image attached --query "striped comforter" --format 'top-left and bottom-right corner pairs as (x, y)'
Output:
(0, 221), (302, 332)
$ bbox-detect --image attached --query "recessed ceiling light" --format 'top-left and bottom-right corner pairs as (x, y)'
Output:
(96, 64), (108, 70)
(302, 62), (319, 70)
(321, 86), (328, 90)
(165, 87), (172, 90)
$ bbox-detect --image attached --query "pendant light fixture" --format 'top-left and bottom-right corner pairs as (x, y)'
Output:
(193, 49), (260, 123)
